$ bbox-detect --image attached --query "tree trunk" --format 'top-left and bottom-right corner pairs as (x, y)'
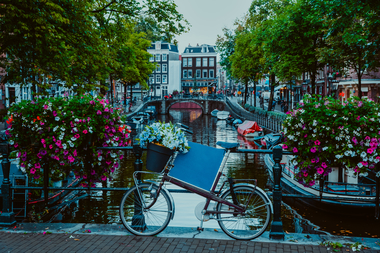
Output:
(244, 79), (248, 105)
(254, 80), (257, 107)
(268, 73), (275, 111)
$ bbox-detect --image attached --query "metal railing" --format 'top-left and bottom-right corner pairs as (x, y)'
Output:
(1, 141), (379, 239)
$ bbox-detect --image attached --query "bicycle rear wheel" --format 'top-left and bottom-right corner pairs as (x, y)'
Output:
(216, 185), (271, 240)
(119, 183), (173, 236)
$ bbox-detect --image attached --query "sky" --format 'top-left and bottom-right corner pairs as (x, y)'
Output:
(173, 0), (253, 54)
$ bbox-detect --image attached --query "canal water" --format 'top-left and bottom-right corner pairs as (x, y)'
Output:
(52, 109), (379, 238)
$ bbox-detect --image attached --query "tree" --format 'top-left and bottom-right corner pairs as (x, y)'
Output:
(314, 0), (380, 98)
(0, 0), (189, 95)
(216, 28), (236, 81)
(230, 30), (264, 106)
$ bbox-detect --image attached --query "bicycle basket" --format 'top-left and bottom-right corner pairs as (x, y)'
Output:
(146, 143), (174, 172)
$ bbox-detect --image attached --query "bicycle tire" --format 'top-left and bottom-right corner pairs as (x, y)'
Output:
(216, 185), (271, 240)
(119, 183), (173, 236)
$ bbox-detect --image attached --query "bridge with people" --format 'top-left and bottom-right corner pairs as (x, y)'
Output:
(145, 96), (226, 115)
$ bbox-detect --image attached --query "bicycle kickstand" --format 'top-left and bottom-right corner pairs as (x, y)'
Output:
(197, 211), (206, 232)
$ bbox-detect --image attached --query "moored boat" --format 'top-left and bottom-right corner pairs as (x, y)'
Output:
(237, 120), (263, 138)
(216, 111), (229, 120)
(211, 109), (219, 117)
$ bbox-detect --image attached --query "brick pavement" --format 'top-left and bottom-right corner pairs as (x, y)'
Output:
(0, 232), (378, 253)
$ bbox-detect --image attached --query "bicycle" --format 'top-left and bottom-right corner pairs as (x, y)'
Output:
(119, 126), (273, 240)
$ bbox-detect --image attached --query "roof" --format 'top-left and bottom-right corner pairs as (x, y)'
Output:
(148, 41), (179, 53)
(182, 44), (216, 54)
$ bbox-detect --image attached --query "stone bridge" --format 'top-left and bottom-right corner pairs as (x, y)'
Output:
(145, 97), (226, 115)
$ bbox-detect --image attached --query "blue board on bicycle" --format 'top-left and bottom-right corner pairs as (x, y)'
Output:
(169, 142), (226, 191)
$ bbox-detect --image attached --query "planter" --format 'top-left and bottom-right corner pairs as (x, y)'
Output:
(146, 143), (174, 173)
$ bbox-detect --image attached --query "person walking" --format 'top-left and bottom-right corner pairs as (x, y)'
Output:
(260, 95), (264, 109)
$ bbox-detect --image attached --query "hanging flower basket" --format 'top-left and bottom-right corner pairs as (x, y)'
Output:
(146, 143), (174, 172)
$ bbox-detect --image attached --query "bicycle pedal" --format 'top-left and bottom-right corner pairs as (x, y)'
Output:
(196, 227), (204, 231)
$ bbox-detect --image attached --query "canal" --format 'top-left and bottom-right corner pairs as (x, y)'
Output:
(52, 108), (379, 238)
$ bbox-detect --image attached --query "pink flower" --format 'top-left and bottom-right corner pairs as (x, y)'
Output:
(74, 134), (80, 139)
(310, 147), (317, 153)
(101, 175), (107, 181)
(309, 180), (315, 187)
(35, 163), (41, 169)
(64, 150), (69, 155)
(314, 140), (320, 146)
(56, 140), (61, 146)
(14, 143), (18, 148)
(304, 134), (307, 138)
(91, 170), (96, 175)
(311, 158), (316, 163)
(68, 156), (75, 163)
(30, 168), (36, 174)
(367, 148), (374, 154)
(293, 147), (298, 153)
(83, 175), (87, 179)
(357, 116), (360, 120)
(53, 111), (57, 117)
(40, 122), (44, 125)
(316, 168), (324, 175)
(43, 105), (48, 110)
(105, 125), (109, 130)
(97, 110), (102, 115)
(83, 130), (88, 134)
(41, 139), (46, 144)
(303, 172), (308, 177)
(49, 145), (53, 149)
(60, 162), (65, 166)
(106, 161), (112, 165)
(321, 162), (327, 168)
(73, 150), (77, 157)
(282, 145), (288, 150)
(43, 231), (46, 235)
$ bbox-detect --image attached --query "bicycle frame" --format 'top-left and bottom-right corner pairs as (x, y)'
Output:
(132, 149), (257, 217)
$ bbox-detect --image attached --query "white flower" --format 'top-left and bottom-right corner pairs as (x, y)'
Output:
(322, 147), (328, 151)
(360, 152), (367, 158)
(98, 156), (102, 161)
(62, 144), (67, 149)
(69, 142), (74, 147)
(357, 162), (363, 168)
(98, 162), (101, 165)
(55, 117), (60, 121)
(348, 144), (353, 148)
(293, 160), (298, 166)
(9, 140), (14, 145)
(71, 137), (76, 141)
(376, 171), (380, 177)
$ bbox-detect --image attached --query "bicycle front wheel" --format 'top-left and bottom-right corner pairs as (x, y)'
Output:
(216, 185), (271, 240)
(119, 183), (173, 236)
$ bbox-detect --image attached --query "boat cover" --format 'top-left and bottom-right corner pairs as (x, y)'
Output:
(237, 121), (263, 136)
(169, 142), (225, 191)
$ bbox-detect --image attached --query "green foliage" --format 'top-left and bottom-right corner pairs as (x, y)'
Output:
(283, 95), (380, 187)
(0, 0), (189, 93)
(244, 103), (251, 109)
(267, 111), (286, 121)
(248, 106), (255, 112)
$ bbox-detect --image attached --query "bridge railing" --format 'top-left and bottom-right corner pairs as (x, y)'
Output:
(225, 98), (284, 133)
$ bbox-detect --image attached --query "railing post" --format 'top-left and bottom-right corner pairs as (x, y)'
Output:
(0, 133), (16, 226)
(376, 173), (379, 219)
(270, 145), (285, 240)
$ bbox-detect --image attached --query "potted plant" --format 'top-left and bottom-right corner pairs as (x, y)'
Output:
(6, 94), (131, 188)
(137, 122), (190, 172)
(282, 94), (380, 187)
(172, 90), (179, 96)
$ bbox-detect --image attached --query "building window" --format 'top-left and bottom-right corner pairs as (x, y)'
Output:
(196, 69), (201, 78)
(203, 69), (207, 78)
(162, 85), (168, 96)
(209, 70), (214, 78)
(162, 54), (167, 61)
(188, 70), (192, 78)
(149, 75), (154, 84)
(149, 55), (154, 62)
(183, 58), (187, 67)
(156, 75), (161, 83)
(183, 70), (187, 78)
(156, 64), (161, 73)
(162, 64), (167, 72)
(209, 58), (215, 67)
(196, 58), (201, 67)
(203, 58), (208, 67)
(155, 54), (160, 61)
(162, 74), (167, 83)
(188, 58), (192, 67)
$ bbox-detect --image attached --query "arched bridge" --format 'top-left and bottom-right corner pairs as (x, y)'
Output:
(145, 97), (226, 115)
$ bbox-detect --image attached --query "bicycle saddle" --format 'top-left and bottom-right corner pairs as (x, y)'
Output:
(216, 141), (240, 150)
